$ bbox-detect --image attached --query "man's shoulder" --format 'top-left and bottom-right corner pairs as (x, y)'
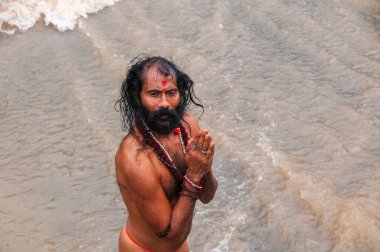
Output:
(115, 132), (155, 179)
(115, 132), (161, 192)
(116, 132), (140, 160)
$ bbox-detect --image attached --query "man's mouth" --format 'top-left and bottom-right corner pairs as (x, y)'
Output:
(159, 115), (169, 119)
(156, 115), (171, 122)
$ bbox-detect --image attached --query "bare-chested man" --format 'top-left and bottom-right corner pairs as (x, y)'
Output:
(115, 56), (218, 252)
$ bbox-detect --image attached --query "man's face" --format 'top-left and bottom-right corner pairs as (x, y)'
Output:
(139, 67), (184, 135)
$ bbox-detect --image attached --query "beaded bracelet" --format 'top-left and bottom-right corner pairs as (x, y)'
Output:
(181, 179), (202, 201)
(183, 175), (203, 193)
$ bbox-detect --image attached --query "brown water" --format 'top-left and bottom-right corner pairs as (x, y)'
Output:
(1, 0), (380, 251)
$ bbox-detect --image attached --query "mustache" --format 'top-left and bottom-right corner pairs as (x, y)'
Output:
(150, 108), (179, 120)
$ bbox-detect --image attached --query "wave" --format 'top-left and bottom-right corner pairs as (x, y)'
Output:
(0, 0), (121, 35)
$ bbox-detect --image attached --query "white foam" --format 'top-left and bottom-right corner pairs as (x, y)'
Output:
(0, 0), (121, 35)
(255, 113), (284, 168)
(209, 211), (248, 252)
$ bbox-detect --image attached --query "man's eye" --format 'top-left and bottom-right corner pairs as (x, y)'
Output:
(167, 90), (177, 96)
(149, 92), (159, 97)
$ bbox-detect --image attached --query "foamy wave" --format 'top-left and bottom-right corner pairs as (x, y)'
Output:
(255, 112), (284, 168)
(0, 0), (120, 35)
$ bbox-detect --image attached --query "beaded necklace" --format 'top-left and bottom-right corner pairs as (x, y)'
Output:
(135, 118), (189, 183)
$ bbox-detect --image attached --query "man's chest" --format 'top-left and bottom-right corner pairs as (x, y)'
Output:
(150, 144), (187, 202)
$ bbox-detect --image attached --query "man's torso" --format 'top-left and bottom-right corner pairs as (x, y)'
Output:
(116, 123), (192, 251)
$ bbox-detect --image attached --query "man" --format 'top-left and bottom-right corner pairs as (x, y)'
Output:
(115, 56), (218, 252)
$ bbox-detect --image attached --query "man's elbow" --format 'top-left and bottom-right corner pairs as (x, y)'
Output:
(200, 192), (216, 204)
(200, 179), (218, 204)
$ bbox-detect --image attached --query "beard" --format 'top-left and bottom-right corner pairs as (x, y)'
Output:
(140, 103), (185, 135)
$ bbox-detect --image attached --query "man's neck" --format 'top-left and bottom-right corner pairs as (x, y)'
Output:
(151, 130), (174, 142)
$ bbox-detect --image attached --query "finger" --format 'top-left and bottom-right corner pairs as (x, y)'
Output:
(206, 142), (215, 159)
(197, 131), (206, 150)
(201, 133), (211, 152)
(192, 132), (201, 150)
(186, 138), (194, 153)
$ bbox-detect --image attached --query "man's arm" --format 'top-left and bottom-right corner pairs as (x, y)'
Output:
(182, 114), (218, 204)
(199, 171), (218, 204)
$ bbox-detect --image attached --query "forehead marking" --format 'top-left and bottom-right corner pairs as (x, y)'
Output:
(161, 80), (167, 87)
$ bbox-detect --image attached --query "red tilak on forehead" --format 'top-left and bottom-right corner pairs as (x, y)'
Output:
(161, 80), (167, 87)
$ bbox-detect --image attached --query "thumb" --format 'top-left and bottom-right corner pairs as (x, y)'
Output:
(186, 138), (194, 154)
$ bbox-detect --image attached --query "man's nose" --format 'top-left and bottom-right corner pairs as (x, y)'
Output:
(158, 94), (170, 109)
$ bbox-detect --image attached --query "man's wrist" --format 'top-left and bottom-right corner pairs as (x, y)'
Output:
(181, 175), (203, 201)
(183, 175), (203, 192)
(184, 172), (202, 183)
(180, 190), (198, 201)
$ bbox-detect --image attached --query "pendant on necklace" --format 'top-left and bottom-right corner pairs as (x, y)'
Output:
(173, 128), (181, 135)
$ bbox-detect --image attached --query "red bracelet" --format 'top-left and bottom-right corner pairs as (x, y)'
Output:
(183, 175), (203, 192)
(181, 179), (202, 200)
